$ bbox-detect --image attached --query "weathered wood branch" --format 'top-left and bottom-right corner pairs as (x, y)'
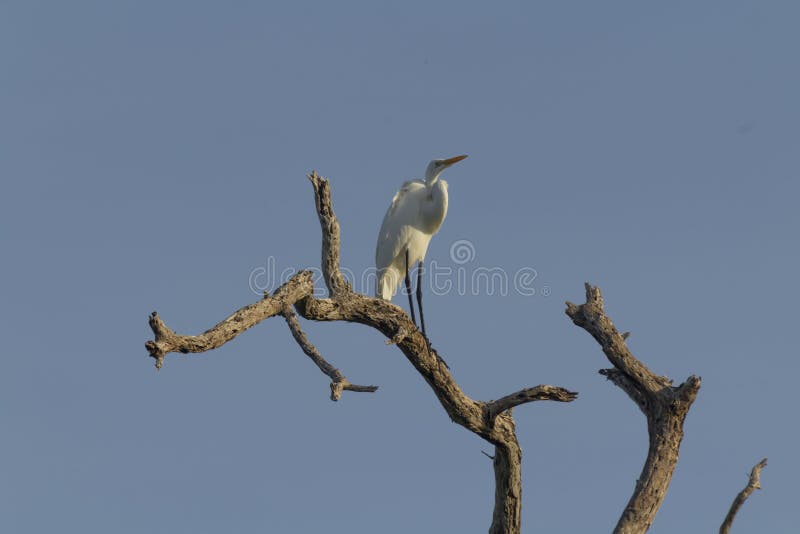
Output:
(566, 284), (674, 398)
(719, 458), (768, 534)
(492, 439), (523, 533)
(566, 283), (701, 534)
(145, 271), (314, 369)
(282, 306), (378, 400)
(143, 170), (577, 534)
(300, 171), (578, 534)
(308, 171), (350, 297)
(486, 386), (578, 424)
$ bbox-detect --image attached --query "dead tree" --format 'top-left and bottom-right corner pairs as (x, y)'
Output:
(566, 285), (701, 533)
(145, 172), (764, 533)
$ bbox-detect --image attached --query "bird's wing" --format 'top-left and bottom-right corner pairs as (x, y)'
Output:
(375, 180), (425, 271)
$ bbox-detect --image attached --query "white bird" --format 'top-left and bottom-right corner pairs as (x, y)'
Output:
(375, 154), (468, 337)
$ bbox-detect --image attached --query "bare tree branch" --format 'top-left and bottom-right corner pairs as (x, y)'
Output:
(486, 386), (579, 424)
(301, 171), (579, 534)
(282, 306), (378, 401)
(566, 284), (674, 399)
(308, 171), (350, 297)
(566, 283), (701, 534)
(719, 458), (768, 534)
(144, 170), (578, 534)
(145, 271), (314, 369)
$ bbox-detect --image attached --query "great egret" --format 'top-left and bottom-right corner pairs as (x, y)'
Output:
(375, 155), (468, 337)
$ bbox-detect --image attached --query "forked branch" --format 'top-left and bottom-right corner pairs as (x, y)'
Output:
(566, 283), (701, 534)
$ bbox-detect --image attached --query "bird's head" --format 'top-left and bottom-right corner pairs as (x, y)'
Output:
(425, 154), (468, 184)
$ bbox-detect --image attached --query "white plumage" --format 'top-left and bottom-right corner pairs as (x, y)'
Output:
(375, 155), (467, 300)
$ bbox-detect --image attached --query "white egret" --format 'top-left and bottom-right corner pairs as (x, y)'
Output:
(375, 154), (468, 337)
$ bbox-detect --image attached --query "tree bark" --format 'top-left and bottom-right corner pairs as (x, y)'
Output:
(491, 438), (522, 534)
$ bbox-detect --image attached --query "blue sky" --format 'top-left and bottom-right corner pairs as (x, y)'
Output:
(2, 1), (798, 532)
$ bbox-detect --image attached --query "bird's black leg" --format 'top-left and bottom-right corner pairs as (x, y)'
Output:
(417, 260), (447, 368)
(416, 259), (427, 339)
(405, 249), (417, 327)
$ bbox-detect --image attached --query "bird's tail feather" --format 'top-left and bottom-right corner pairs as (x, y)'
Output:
(376, 267), (401, 301)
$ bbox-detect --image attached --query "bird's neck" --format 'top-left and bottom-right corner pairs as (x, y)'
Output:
(419, 179), (448, 234)
(425, 168), (443, 186)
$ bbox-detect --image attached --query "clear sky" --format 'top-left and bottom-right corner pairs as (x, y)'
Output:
(2, 1), (798, 532)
